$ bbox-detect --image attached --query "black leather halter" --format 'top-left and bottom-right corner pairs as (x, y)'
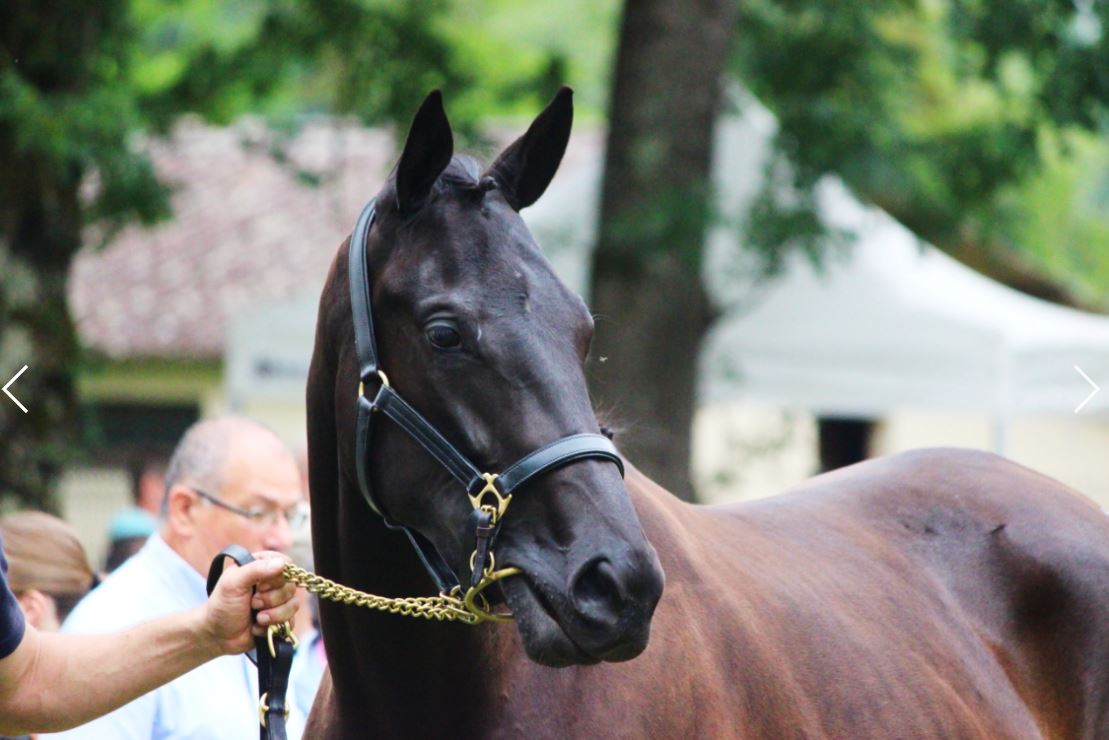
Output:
(347, 198), (624, 596)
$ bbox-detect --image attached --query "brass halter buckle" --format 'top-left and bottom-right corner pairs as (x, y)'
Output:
(460, 472), (520, 622)
(468, 472), (512, 523)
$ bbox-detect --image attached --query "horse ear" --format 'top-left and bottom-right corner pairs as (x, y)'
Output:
(396, 90), (454, 214)
(485, 86), (573, 210)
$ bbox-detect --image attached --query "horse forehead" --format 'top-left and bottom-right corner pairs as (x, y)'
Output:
(472, 253), (578, 324)
(400, 213), (564, 301)
(372, 195), (584, 331)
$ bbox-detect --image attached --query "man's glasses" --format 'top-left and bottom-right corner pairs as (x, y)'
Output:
(190, 487), (309, 530)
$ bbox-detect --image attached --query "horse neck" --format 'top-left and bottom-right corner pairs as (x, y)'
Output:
(306, 270), (513, 733)
(318, 473), (513, 735)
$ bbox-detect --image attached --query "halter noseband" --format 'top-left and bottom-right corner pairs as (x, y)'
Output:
(347, 198), (624, 606)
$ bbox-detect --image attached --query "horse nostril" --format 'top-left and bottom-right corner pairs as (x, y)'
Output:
(571, 558), (625, 626)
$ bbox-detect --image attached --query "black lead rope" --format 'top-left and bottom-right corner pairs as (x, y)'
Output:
(206, 546), (294, 740)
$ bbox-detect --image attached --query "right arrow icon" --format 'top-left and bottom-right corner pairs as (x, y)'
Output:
(1074, 365), (1100, 414)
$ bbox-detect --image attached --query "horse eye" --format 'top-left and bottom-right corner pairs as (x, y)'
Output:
(426, 321), (462, 349)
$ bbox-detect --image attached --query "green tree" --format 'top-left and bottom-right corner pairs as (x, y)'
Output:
(0, 0), (558, 511)
(737, 0), (1109, 309)
(736, 0), (1109, 468)
(591, 0), (1109, 497)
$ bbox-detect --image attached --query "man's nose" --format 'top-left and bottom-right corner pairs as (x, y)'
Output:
(262, 515), (293, 552)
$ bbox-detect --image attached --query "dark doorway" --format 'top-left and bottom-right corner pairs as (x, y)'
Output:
(818, 417), (875, 472)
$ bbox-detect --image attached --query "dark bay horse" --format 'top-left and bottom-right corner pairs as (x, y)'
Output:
(304, 88), (1109, 738)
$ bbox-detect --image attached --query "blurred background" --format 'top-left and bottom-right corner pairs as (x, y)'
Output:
(3, 0), (1109, 566)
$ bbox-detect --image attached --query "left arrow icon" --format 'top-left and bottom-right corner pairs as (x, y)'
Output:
(3, 365), (29, 413)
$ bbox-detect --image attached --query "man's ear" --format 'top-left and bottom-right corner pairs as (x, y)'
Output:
(395, 89), (454, 214)
(165, 485), (199, 537)
(484, 87), (573, 210)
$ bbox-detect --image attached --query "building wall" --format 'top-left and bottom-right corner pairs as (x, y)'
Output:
(693, 403), (819, 504)
(874, 410), (1109, 508)
(61, 362), (1109, 565)
(695, 402), (1109, 510)
(58, 468), (132, 570)
(61, 360), (221, 566)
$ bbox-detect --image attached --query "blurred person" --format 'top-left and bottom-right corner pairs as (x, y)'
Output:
(0, 524), (295, 737)
(286, 540), (325, 720)
(1, 512), (98, 632)
(130, 450), (168, 515)
(102, 509), (155, 573)
(47, 416), (308, 740)
(287, 441), (315, 643)
(1, 512), (96, 740)
(103, 452), (167, 572)
(288, 591), (325, 720)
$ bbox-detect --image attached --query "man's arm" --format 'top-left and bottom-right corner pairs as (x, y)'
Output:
(0, 554), (295, 735)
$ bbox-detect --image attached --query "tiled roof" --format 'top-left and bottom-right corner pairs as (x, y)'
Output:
(69, 116), (600, 360)
(70, 118), (398, 360)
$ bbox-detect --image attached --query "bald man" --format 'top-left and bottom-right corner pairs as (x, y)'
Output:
(49, 417), (308, 740)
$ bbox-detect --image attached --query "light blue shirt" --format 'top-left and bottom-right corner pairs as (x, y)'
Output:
(45, 534), (304, 740)
(288, 627), (326, 718)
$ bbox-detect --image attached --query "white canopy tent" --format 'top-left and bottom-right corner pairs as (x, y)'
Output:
(523, 94), (1109, 454)
(699, 179), (1109, 435)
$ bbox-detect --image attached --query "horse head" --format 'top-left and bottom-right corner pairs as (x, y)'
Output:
(319, 88), (664, 668)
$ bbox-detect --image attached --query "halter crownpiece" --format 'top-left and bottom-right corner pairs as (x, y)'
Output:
(347, 197), (625, 613)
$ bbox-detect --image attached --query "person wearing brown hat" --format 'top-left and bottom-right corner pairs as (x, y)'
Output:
(0, 512), (100, 632)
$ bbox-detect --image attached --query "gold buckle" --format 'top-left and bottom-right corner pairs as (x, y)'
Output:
(265, 622), (298, 660)
(259, 692), (291, 728)
(467, 473), (512, 523)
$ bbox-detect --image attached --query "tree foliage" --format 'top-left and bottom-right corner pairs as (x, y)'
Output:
(0, 0), (567, 510)
(736, 0), (1109, 309)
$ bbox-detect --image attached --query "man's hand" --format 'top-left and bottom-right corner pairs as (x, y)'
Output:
(202, 551), (297, 656)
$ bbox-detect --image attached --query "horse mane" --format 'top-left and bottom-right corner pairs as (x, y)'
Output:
(382, 154), (487, 208)
(436, 155), (483, 189)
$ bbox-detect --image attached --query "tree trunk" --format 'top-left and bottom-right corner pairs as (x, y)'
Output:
(0, 3), (101, 511)
(0, 136), (83, 513)
(589, 0), (737, 501)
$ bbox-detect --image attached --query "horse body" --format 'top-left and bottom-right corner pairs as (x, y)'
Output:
(617, 447), (1109, 739)
(307, 426), (1109, 738)
(303, 89), (1109, 739)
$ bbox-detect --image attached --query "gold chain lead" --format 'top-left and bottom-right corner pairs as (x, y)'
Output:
(281, 562), (521, 625)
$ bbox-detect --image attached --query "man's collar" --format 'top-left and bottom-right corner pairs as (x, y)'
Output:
(144, 533), (210, 607)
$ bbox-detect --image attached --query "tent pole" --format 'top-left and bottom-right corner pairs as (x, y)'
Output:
(992, 414), (1009, 456)
(993, 338), (1012, 456)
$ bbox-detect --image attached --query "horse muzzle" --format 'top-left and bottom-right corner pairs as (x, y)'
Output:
(501, 544), (664, 667)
